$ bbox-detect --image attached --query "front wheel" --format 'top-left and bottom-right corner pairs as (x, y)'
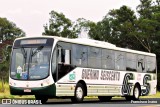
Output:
(71, 83), (85, 103)
(35, 95), (48, 104)
(98, 96), (112, 102)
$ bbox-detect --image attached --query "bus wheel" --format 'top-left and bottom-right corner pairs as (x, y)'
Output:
(71, 83), (85, 103)
(35, 95), (48, 104)
(133, 85), (140, 100)
(125, 85), (140, 101)
(98, 96), (112, 102)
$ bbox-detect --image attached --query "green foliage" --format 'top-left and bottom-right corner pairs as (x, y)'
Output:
(89, 17), (111, 41)
(0, 17), (25, 42)
(43, 10), (77, 38)
(0, 17), (25, 92)
(0, 45), (12, 80)
(89, 5), (139, 49)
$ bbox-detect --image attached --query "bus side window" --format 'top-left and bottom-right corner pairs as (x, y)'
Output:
(126, 53), (137, 71)
(88, 47), (102, 69)
(58, 48), (71, 64)
(102, 49), (114, 69)
(146, 56), (156, 73)
(61, 49), (65, 63)
(64, 49), (71, 64)
(115, 51), (126, 71)
(137, 55), (146, 72)
(72, 44), (88, 67)
(57, 42), (72, 80)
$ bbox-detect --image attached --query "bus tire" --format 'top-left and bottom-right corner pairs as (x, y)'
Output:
(98, 96), (112, 102)
(132, 85), (140, 100)
(71, 83), (85, 103)
(125, 85), (140, 101)
(35, 95), (48, 104)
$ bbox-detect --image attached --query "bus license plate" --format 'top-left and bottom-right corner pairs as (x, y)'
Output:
(24, 89), (31, 92)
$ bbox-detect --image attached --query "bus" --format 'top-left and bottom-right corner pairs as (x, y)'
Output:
(9, 36), (157, 103)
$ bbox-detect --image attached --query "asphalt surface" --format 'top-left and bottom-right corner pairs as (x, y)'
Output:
(0, 98), (160, 107)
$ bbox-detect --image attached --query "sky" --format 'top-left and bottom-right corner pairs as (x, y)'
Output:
(0, 0), (140, 37)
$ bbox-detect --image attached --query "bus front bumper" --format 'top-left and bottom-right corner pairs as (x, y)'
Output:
(9, 84), (56, 96)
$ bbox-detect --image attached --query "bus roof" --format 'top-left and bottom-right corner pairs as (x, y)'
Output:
(15, 36), (156, 57)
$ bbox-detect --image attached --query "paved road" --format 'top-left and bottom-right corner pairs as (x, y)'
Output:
(0, 98), (160, 107)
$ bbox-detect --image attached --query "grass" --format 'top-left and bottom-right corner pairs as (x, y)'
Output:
(0, 81), (34, 99)
(0, 81), (160, 99)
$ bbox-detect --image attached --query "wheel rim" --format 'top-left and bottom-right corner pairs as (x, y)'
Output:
(134, 87), (139, 99)
(76, 87), (83, 99)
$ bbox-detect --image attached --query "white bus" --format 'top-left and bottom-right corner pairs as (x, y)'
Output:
(9, 36), (157, 103)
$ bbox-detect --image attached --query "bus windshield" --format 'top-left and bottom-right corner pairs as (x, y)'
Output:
(10, 46), (52, 80)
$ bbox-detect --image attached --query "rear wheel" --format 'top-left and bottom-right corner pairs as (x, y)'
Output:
(98, 96), (112, 102)
(125, 85), (140, 101)
(71, 83), (85, 103)
(35, 95), (48, 104)
(133, 85), (140, 100)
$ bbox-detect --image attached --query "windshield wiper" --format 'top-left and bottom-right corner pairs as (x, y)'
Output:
(21, 47), (27, 59)
(31, 46), (44, 57)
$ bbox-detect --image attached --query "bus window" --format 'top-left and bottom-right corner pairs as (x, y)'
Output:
(57, 48), (71, 64)
(146, 56), (156, 73)
(72, 44), (88, 67)
(29, 47), (51, 79)
(126, 53), (137, 71)
(88, 47), (102, 69)
(10, 48), (29, 79)
(16, 53), (24, 70)
(57, 42), (72, 80)
(137, 55), (146, 72)
(115, 51), (126, 70)
(102, 49), (114, 69)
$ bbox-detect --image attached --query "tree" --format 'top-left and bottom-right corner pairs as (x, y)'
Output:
(43, 10), (77, 38)
(108, 5), (139, 49)
(89, 5), (139, 49)
(89, 17), (111, 41)
(74, 18), (96, 38)
(0, 17), (25, 42)
(0, 45), (12, 92)
(134, 0), (156, 52)
(0, 17), (25, 92)
(137, 0), (153, 19)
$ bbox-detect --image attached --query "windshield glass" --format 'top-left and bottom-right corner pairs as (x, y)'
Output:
(10, 47), (52, 80)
